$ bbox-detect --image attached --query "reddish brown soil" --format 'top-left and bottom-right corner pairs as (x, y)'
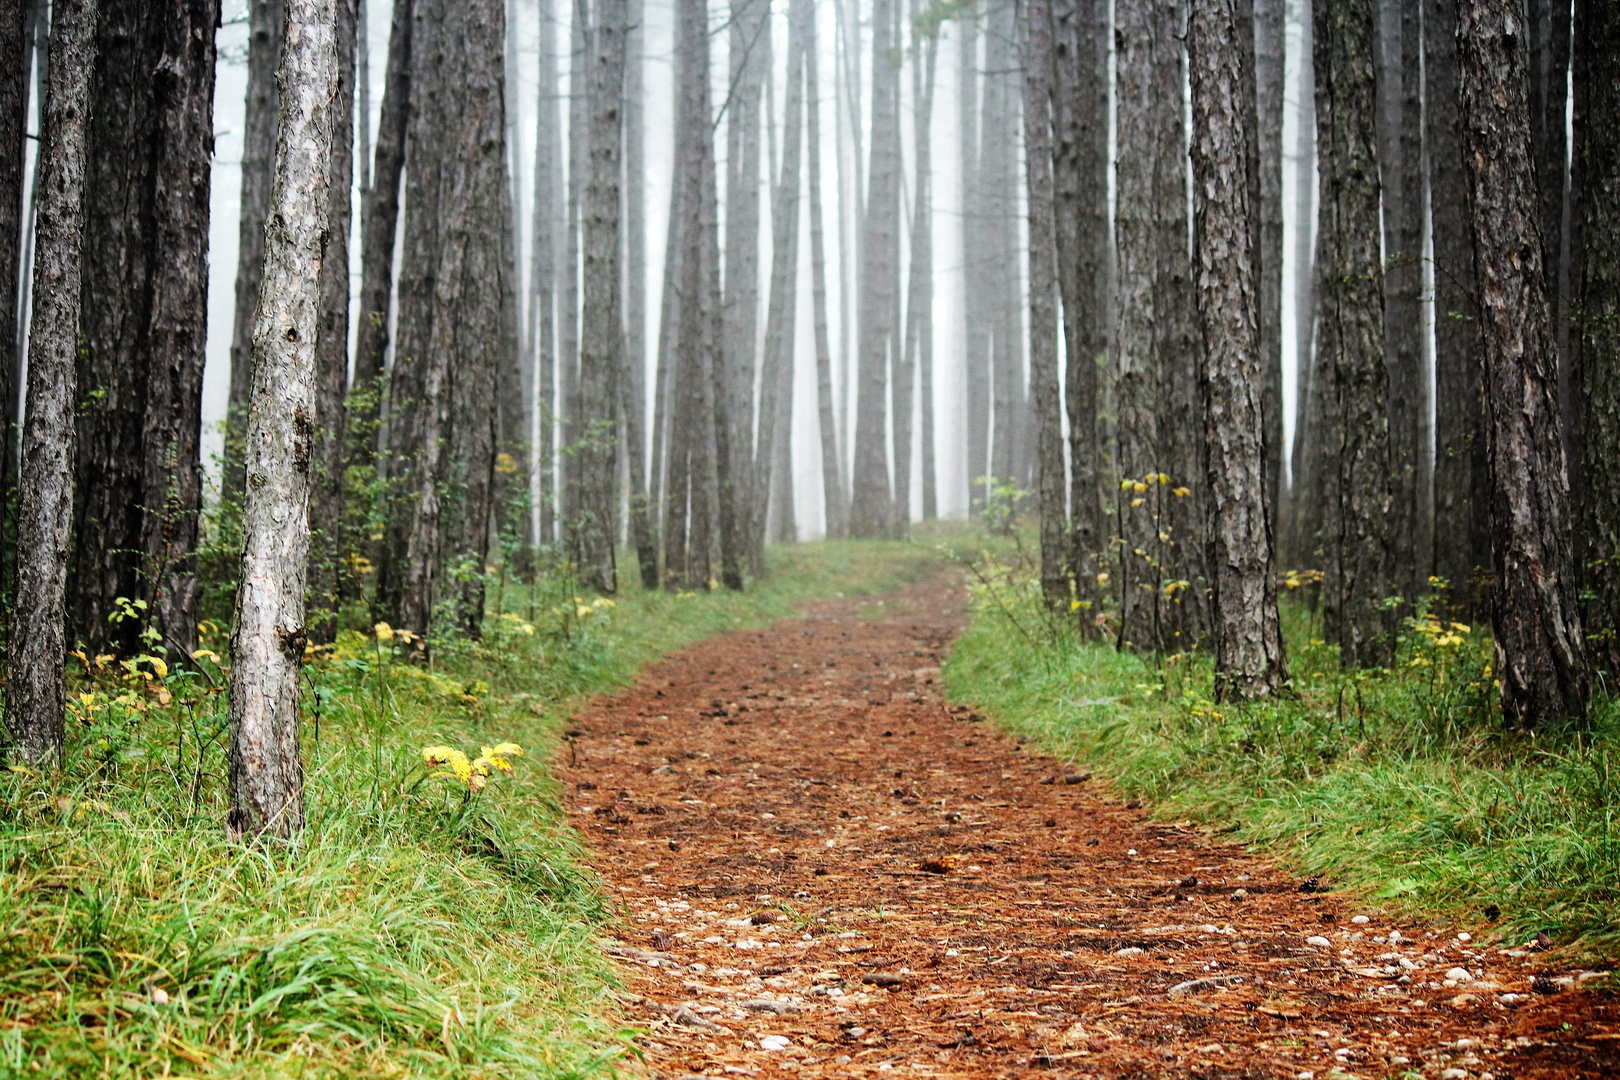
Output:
(558, 575), (1618, 1079)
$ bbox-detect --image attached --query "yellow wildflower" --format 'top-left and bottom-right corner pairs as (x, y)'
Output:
(375, 621), (394, 642)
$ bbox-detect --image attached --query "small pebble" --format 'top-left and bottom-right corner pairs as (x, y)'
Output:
(1352, 915), (1370, 925)
(1457, 932), (1471, 942)
(1127, 849), (1138, 856)
(759, 1035), (791, 1052)
(1446, 967), (1473, 982)
(1307, 935), (1332, 948)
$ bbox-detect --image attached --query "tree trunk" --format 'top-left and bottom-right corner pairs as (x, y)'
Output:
(1053, 0), (1109, 615)
(806, 4), (846, 539)
(1573, 0), (1620, 674)
(5, 0), (96, 766)
(533, 0), (561, 548)
(308, 0), (355, 644)
(226, 0), (284, 499)
(849, 0), (900, 536)
(1426, 0), (1489, 614)
(835, 0), (860, 500)
(984, 0), (1018, 495)
(1456, 0), (1589, 726)
(1188, 0), (1287, 699)
(356, 0), (369, 192)
(1024, 0), (1066, 608)
(651, 161), (683, 551)
(755, 0), (807, 558)
(0, 0), (24, 552)
(559, 0), (588, 529)
(1316, 0), (1392, 668)
(1526, 0), (1573, 472)
(227, 0), (337, 840)
(725, 0), (766, 567)
(67, 0), (215, 662)
(623, 0), (655, 586)
(897, 4), (936, 540)
(958, 9), (987, 514)
(1282, 0), (1317, 572)
(350, 0), (409, 454)
(574, 0), (625, 593)
(1254, 0), (1284, 519)
(703, 33), (743, 592)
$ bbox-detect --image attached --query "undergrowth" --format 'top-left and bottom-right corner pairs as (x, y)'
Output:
(942, 542), (1620, 961)
(0, 539), (939, 1078)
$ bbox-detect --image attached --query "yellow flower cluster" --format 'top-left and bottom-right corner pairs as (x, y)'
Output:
(422, 741), (525, 793)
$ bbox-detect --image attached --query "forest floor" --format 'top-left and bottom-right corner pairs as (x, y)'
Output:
(561, 571), (1620, 1080)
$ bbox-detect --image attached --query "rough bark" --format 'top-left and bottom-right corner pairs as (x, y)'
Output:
(1316, 0), (1392, 668)
(1574, 0), (1620, 674)
(897, 5), (936, 540)
(1024, 0), (1066, 608)
(703, 36), (742, 592)
(356, 0), (369, 191)
(226, 0), (284, 498)
(1188, 0), (1286, 699)
(1456, 0), (1588, 726)
(574, 0), (626, 593)
(0, 0), (24, 533)
(308, 0), (355, 644)
(1426, 0), (1489, 613)
(1254, 0), (1284, 519)
(559, 0), (587, 524)
(5, 0), (96, 765)
(227, 0), (337, 840)
(1525, 0), (1572, 466)
(983, 0), (1021, 498)
(1053, 0), (1109, 613)
(67, 0), (215, 661)
(806, 5), (846, 539)
(623, 0), (655, 585)
(651, 159), (683, 547)
(724, 0), (766, 563)
(849, 0), (900, 536)
(348, 0), (409, 460)
(533, 0), (561, 547)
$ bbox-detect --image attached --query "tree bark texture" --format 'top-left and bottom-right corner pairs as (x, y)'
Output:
(1426, 0), (1489, 614)
(983, 0), (1021, 495)
(574, 0), (626, 592)
(68, 0), (215, 660)
(559, 0), (588, 523)
(1525, 0), (1572, 467)
(850, 0), (900, 537)
(897, 6), (936, 540)
(5, 0), (96, 765)
(1053, 0), (1109, 613)
(227, 0), (337, 840)
(1188, 0), (1286, 699)
(1254, 0), (1284, 519)
(957, 10), (986, 514)
(1574, 0), (1620, 674)
(724, 0), (766, 563)
(378, 0), (510, 636)
(806, 4), (846, 540)
(623, 0), (656, 586)
(703, 42), (743, 592)
(227, 0), (284, 497)
(0, 0), (24, 529)
(1282, 0), (1317, 572)
(1456, 0), (1588, 725)
(1316, 0), (1392, 668)
(1024, 0), (1066, 609)
(533, 0), (561, 547)
(308, 0), (355, 644)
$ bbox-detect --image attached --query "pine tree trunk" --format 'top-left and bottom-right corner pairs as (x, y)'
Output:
(356, 0), (369, 191)
(1426, 0), (1489, 614)
(5, 0), (96, 765)
(1053, 0), (1109, 615)
(227, 0), (338, 840)
(1456, 0), (1589, 726)
(1574, 0), (1620, 674)
(1526, 0), (1572, 467)
(806, 6), (846, 539)
(67, 0), (214, 661)
(226, 0), (284, 498)
(958, 11), (987, 514)
(983, 0), (1019, 498)
(1024, 0), (1066, 608)
(897, 8), (936, 540)
(1254, 0), (1284, 519)
(1188, 0), (1287, 699)
(533, 0), (561, 548)
(574, 0), (626, 593)
(755, 0), (807, 559)
(350, 0), (410, 453)
(651, 167), (683, 549)
(0, 0), (24, 529)
(623, 0), (656, 586)
(1282, 0), (1317, 573)
(703, 40), (743, 592)
(1316, 0), (1392, 668)
(308, 0), (355, 644)
(725, 0), (766, 564)
(849, 0), (900, 536)
(835, 0), (860, 499)
(559, 0), (588, 528)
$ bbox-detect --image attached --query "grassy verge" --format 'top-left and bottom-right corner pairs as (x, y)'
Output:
(0, 539), (940, 1079)
(941, 544), (1620, 960)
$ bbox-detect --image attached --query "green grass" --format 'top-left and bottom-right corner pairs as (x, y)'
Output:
(0, 539), (941, 1078)
(942, 544), (1620, 961)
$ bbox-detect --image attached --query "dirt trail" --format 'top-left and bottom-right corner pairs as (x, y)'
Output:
(559, 575), (1618, 1078)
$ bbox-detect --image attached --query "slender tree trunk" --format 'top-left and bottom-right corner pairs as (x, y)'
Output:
(1188, 0), (1286, 699)
(350, 0), (410, 456)
(703, 36), (743, 592)
(806, 5), (846, 539)
(1316, 0), (1392, 668)
(1526, 0), (1573, 470)
(534, 0), (562, 548)
(1053, 0), (1109, 615)
(725, 0), (767, 563)
(755, 0), (807, 560)
(623, 0), (655, 585)
(1024, 0), (1065, 608)
(651, 163), (683, 551)
(897, 7), (936, 540)
(835, 0), (860, 496)
(5, 0), (96, 765)
(1282, 0), (1317, 572)
(1456, 0), (1588, 726)
(226, 0), (284, 498)
(574, 0), (625, 592)
(1426, 0), (1488, 614)
(227, 0), (337, 839)
(984, 0), (1018, 495)
(1254, 0), (1284, 519)
(67, 0), (215, 661)
(1574, 0), (1620, 675)
(0, 0), (24, 550)
(850, 0), (899, 536)
(958, 10), (987, 514)
(356, 0), (369, 192)
(309, 0), (355, 644)
(559, 0), (588, 529)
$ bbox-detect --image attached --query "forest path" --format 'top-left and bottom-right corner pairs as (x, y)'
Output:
(558, 574), (1617, 1079)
